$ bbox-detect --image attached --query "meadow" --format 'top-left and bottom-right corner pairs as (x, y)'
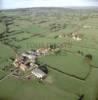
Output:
(0, 8), (98, 100)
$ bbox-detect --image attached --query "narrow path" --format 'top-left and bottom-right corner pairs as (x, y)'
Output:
(0, 72), (12, 82)
(0, 69), (17, 82)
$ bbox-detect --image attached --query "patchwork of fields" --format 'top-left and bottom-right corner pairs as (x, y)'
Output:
(0, 8), (98, 100)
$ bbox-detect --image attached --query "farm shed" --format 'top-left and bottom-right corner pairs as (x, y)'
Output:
(32, 68), (47, 79)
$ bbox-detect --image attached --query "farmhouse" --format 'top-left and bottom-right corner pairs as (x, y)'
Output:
(71, 32), (82, 41)
(21, 52), (37, 63)
(36, 48), (50, 56)
(13, 49), (48, 79)
(72, 36), (82, 41)
(13, 51), (37, 71)
(13, 56), (35, 71)
(58, 34), (66, 38)
(19, 63), (27, 71)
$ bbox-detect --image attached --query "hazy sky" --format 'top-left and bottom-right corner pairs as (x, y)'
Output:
(1, 0), (98, 9)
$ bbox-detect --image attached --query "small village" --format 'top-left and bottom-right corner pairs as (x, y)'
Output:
(12, 32), (82, 81)
(13, 47), (51, 80)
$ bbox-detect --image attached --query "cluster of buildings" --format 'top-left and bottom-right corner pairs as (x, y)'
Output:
(13, 48), (50, 79)
(71, 32), (82, 41)
(57, 32), (82, 41)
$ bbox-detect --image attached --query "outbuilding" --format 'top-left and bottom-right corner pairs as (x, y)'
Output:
(32, 68), (47, 79)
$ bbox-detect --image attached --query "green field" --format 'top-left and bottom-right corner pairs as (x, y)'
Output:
(0, 8), (98, 100)
(38, 53), (90, 79)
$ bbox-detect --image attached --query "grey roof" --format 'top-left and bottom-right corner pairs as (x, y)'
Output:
(32, 68), (46, 78)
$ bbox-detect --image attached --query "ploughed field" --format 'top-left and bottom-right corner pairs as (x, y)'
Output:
(0, 8), (98, 100)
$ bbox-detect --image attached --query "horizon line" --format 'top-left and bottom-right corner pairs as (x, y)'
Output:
(1, 6), (98, 10)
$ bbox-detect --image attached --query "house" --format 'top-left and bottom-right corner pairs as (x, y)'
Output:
(19, 63), (27, 71)
(36, 48), (50, 56)
(58, 34), (66, 38)
(13, 56), (32, 71)
(13, 56), (22, 68)
(31, 68), (47, 79)
(72, 36), (82, 41)
(22, 52), (37, 62)
(13, 52), (37, 71)
(26, 50), (37, 56)
(13, 55), (38, 71)
(71, 32), (82, 41)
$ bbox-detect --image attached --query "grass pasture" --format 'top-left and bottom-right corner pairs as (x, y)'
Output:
(0, 75), (78, 100)
(0, 8), (98, 100)
(38, 53), (90, 79)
